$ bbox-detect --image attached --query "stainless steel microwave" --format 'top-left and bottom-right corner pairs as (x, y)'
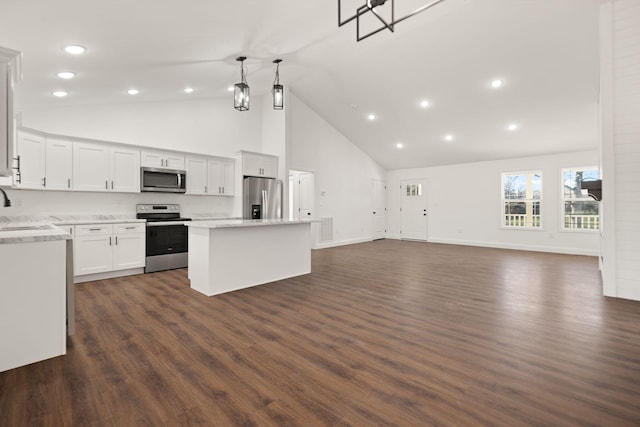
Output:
(140, 167), (186, 193)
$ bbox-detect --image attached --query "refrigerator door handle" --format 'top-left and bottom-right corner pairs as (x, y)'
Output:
(261, 189), (268, 219)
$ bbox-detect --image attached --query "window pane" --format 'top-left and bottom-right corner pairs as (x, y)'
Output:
(563, 168), (600, 199)
(504, 201), (541, 227)
(564, 200), (599, 230)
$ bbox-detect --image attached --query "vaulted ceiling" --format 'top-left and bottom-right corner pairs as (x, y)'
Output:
(0, 0), (604, 169)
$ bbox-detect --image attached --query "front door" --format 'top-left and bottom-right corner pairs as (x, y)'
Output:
(400, 179), (427, 241)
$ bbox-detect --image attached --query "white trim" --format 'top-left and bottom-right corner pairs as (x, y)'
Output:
(428, 237), (599, 256)
(74, 267), (144, 284)
(312, 236), (372, 249)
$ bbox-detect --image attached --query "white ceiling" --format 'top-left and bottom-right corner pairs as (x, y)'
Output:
(0, 0), (604, 170)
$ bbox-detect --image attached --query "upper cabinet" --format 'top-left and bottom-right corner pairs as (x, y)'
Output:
(73, 142), (140, 192)
(242, 151), (278, 178)
(0, 47), (21, 177)
(14, 130), (72, 191)
(208, 157), (235, 196)
(141, 149), (185, 170)
(185, 156), (208, 195)
(185, 155), (235, 196)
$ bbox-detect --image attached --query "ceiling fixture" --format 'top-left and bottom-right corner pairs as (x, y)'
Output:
(490, 79), (504, 88)
(64, 45), (86, 55)
(338, 0), (447, 42)
(506, 123), (518, 131)
(53, 91), (68, 98)
(234, 56), (250, 111)
(396, 142), (404, 149)
(127, 89), (139, 95)
(184, 87), (194, 93)
(367, 113), (376, 121)
(272, 59), (284, 110)
(57, 71), (75, 79)
(227, 86), (234, 92)
(419, 100), (430, 108)
(444, 134), (454, 141)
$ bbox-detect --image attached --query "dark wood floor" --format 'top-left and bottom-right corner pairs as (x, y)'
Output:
(2, 240), (640, 426)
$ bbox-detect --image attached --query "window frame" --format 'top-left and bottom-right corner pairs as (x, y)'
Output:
(560, 166), (600, 233)
(501, 170), (544, 230)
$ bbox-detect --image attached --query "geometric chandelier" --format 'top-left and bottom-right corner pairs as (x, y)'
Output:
(338, 0), (447, 42)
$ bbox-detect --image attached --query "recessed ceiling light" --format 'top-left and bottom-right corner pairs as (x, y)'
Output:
(444, 134), (454, 142)
(367, 113), (376, 121)
(506, 123), (518, 131)
(64, 45), (86, 55)
(227, 86), (235, 92)
(490, 79), (504, 88)
(127, 89), (139, 95)
(184, 87), (194, 93)
(53, 91), (68, 97)
(419, 100), (430, 108)
(395, 142), (404, 149)
(57, 71), (76, 79)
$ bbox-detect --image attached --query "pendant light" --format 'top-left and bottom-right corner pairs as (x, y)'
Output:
(234, 56), (250, 111)
(272, 59), (284, 110)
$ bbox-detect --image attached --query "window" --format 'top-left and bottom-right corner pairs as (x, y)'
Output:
(405, 183), (422, 196)
(502, 171), (542, 228)
(562, 167), (600, 231)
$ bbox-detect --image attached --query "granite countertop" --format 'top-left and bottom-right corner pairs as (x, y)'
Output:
(0, 215), (142, 245)
(185, 218), (317, 229)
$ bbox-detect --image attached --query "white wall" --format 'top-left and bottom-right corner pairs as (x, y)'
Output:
(261, 90), (288, 216)
(1, 96), (265, 218)
(288, 93), (386, 247)
(387, 150), (600, 256)
(600, 0), (640, 301)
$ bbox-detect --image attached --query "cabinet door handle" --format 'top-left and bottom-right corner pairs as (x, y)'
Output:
(105, 180), (108, 190)
(12, 155), (21, 183)
(125, 226), (135, 230)
(89, 228), (101, 231)
(68, 178), (71, 189)
(111, 181), (114, 190)
(109, 236), (112, 246)
(115, 236), (118, 245)
(205, 185), (208, 193)
(42, 177), (46, 187)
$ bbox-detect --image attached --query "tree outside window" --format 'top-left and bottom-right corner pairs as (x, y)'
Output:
(502, 171), (542, 228)
(562, 167), (599, 231)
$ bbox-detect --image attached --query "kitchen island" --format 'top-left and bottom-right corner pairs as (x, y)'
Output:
(186, 219), (314, 296)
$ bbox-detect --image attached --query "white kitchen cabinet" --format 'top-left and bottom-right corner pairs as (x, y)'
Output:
(14, 131), (73, 190)
(14, 130), (45, 189)
(242, 151), (278, 178)
(0, 239), (67, 372)
(208, 157), (235, 196)
(45, 137), (73, 190)
(74, 223), (145, 277)
(73, 142), (140, 192)
(0, 46), (20, 178)
(141, 149), (185, 170)
(185, 155), (208, 195)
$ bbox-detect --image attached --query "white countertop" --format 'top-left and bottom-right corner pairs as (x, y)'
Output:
(0, 215), (142, 244)
(186, 218), (317, 229)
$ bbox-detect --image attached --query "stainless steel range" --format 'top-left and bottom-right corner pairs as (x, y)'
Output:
(136, 204), (191, 273)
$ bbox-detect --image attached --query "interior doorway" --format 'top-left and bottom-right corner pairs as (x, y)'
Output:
(400, 179), (428, 241)
(372, 180), (387, 240)
(289, 170), (315, 220)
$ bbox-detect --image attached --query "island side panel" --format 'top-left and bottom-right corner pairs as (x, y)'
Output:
(189, 223), (311, 296)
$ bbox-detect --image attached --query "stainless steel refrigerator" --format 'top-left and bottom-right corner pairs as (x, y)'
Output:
(243, 177), (283, 219)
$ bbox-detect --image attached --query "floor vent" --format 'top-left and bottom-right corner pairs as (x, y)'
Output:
(319, 217), (333, 242)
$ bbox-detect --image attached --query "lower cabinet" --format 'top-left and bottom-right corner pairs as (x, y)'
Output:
(74, 223), (145, 277)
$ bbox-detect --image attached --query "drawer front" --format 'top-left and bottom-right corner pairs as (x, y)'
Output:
(114, 223), (145, 234)
(75, 224), (113, 236)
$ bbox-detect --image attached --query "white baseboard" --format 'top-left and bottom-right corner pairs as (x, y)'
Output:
(427, 237), (599, 256)
(74, 267), (145, 284)
(313, 236), (372, 250)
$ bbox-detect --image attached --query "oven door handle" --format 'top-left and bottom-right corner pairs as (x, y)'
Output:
(146, 221), (189, 227)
